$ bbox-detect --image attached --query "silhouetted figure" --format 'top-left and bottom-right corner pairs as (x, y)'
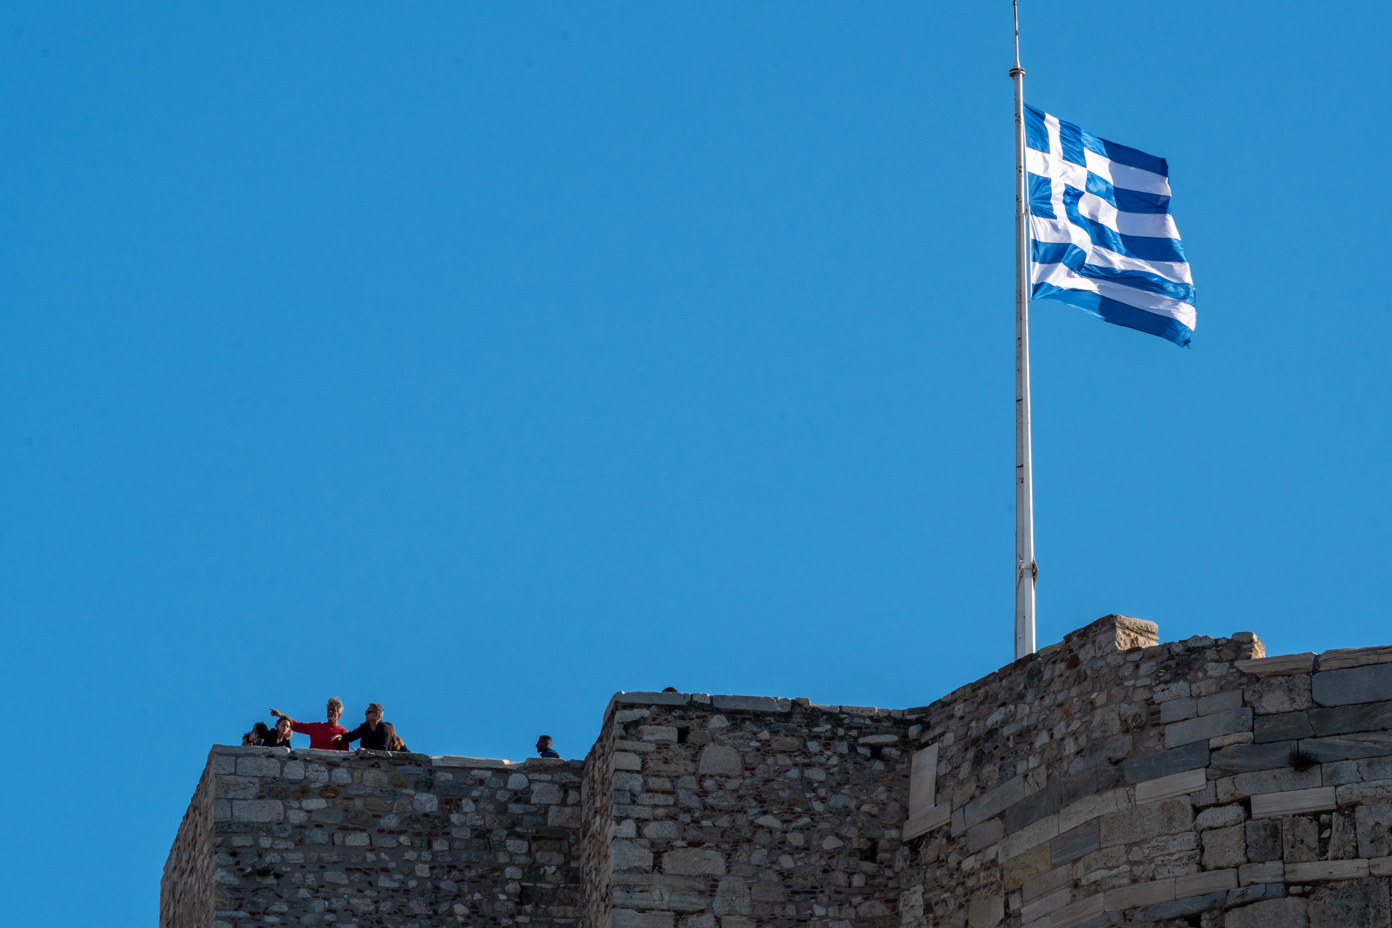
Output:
(336, 702), (391, 750)
(536, 735), (559, 758)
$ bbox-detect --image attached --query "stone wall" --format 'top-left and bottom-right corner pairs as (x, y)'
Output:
(594, 692), (915, 928)
(161, 746), (586, 928)
(165, 616), (1392, 928)
(162, 761), (216, 928)
(898, 615), (1392, 928)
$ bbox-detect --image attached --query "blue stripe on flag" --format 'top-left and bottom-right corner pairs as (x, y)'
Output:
(1084, 172), (1171, 215)
(1079, 131), (1169, 177)
(1025, 105), (1194, 346)
(1060, 187), (1187, 264)
(1031, 242), (1195, 305)
(1032, 285), (1194, 347)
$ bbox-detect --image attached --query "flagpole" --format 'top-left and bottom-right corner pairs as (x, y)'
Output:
(1012, 0), (1037, 659)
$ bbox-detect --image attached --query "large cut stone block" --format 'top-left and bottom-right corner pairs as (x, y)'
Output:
(1304, 733), (1392, 763)
(963, 775), (1025, 830)
(1166, 708), (1253, 749)
(1320, 646), (1392, 672)
(1124, 742), (1210, 784)
(1285, 859), (1369, 882)
(697, 744), (743, 776)
(1250, 787), (1337, 817)
(1254, 713), (1314, 743)
(1212, 742), (1299, 773)
(1314, 664), (1392, 707)
(1225, 896), (1307, 928)
(1050, 820), (1099, 869)
(1309, 701), (1392, 736)
(1136, 768), (1207, 805)
(1309, 876), (1391, 928)
(663, 848), (725, 876)
(1237, 654), (1315, 677)
(909, 745), (938, 819)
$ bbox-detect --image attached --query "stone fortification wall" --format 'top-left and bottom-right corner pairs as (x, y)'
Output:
(165, 616), (1392, 928)
(162, 761), (216, 928)
(592, 691), (915, 928)
(899, 615), (1392, 928)
(162, 745), (585, 928)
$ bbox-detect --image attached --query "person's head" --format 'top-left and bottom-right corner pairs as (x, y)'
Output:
(326, 698), (343, 724)
(365, 703), (384, 726)
(275, 717), (292, 738)
(243, 721), (271, 745)
(536, 735), (553, 753)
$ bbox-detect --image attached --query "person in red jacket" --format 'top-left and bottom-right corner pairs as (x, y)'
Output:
(269, 698), (348, 750)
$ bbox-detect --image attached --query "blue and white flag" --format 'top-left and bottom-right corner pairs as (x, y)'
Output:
(1025, 105), (1195, 347)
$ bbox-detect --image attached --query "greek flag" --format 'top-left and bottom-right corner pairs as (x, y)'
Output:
(1025, 105), (1195, 347)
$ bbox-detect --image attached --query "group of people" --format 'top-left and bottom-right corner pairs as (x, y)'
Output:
(241, 697), (408, 752)
(240, 696), (563, 759)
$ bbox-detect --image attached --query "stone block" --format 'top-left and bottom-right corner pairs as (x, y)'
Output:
(1372, 856), (1392, 877)
(1196, 804), (1247, 830)
(697, 744), (742, 776)
(235, 756), (282, 778)
(1100, 797), (1191, 847)
(1240, 862), (1284, 885)
(614, 875), (710, 913)
(963, 775), (1025, 830)
(1232, 766), (1323, 798)
(1250, 787), (1337, 818)
(1310, 876), (1390, 928)
(1104, 878), (1176, 912)
(1314, 665), (1392, 707)
(1225, 897), (1307, 928)
(613, 910), (676, 928)
(1176, 869), (1238, 897)
(966, 891), (1003, 928)
(967, 816), (1005, 853)
(1248, 676), (1315, 716)
(1360, 803), (1392, 860)
(1203, 825), (1247, 869)
(1320, 646), (1392, 671)
(1246, 819), (1283, 862)
(1284, 859), (1369, 882)
(615, 752), (643, 772)
(663, 848), (725, 876)
(998, 813), (1060, 861)
(1136, 768), (1207, 804)
(613, 840), (655, 872)
(1140, 891), (1227, 922)
(1166, 708), (1253, 749)
(1023, 862), (1072, 903)
(1057, 788), (1133, 833)
(1237, 654), (1316, 677)
(1124, 742), (1210, 784)
(1049, 892), (1104, 928)
(1051, 821), (1099, 869)
(1020, 885), (1072, 924)
(1254, 713), (1314, 743)
(1212, 742), (1301, 773)
(909, 744), (938, 818)
(615, 691), (689, 706)
(231, 799), (282, 823)
(1200, 691), (1247, 715)
(1162, 699), (1198, 723)
(709, 695), (791, 712)
(711, 876), (750, 916)
(903, 804), (950, 840)
(1305, 733), (1392, 762)
(1003, 843), (1052, 891)
(1284, 817), (1321, 863)
(1006, 781), (1060, 833)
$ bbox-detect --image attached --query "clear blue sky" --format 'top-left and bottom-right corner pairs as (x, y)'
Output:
(3, 4), (1389, 924)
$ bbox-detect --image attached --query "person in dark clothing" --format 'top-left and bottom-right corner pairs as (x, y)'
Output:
(335, 702), (391, 750)
(261, 716), (294, 749)
(383, 722), (408, 752)
(242, 722), (272, 746)
(536, 735), (559, 758)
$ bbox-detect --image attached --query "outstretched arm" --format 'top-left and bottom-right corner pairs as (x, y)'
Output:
(269, 708), (292, 721)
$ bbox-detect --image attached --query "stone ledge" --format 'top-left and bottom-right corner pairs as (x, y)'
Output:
(1236, 653), (1316, 677)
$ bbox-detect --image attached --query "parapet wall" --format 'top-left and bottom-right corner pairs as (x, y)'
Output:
(165, 616), (1392, 928)
(161, 747), (586, 927)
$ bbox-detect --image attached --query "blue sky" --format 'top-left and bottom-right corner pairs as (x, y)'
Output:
(3, 3), (1390, 925)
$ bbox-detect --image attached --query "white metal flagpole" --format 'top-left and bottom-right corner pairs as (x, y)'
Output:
(1011, 0), (1037, 659)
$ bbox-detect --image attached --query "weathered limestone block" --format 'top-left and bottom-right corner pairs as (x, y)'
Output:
(1212, 743), (1300, 774)
(1196, 805), (1247, 830)
(966, 890), (1003, 928)
(1314, 665), (1392, 708)
(1124, 742), (1210, 784)
(1254, 712), (1314, 743)
(1248, 676), (1314, 716)
(962, 775), (1025, 830)
(711, 876), (750, 916)
(1356, 802), (1392, 859)
(662, 848), (724, 876)
(613, 840), (655, 872)
(696, 744), (742, 776)
(1250, 787), (1336, 818)
(1202, 824), (1247, 869)
(1305, 733), (1392, 763)
(1237, 654), (1316, 677)
(1309, 876), (1391, 928)
(1245, 819), (1282, 862)
(1225, 896), (1307, 928)
(1136, 767), (1207, 804)
(1166, 708), (1253, 749)
(1283, 817), (1321, 863)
